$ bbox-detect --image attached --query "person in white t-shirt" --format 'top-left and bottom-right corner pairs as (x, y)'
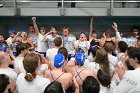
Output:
(0, 51), (17, 92)
(16, 53), (50, 93)
(46, 37), (62, 63)
(114, 48), (140, 93)
(104, 41), (118, 66)
(74, 32), (90, 57)
(43, 26), (61, 49)
(32, 17), (52, 57)
(112, 22), (139, 47)
(116, 41), (128, 61)
(14, 43), (29, 74)
(0, 51), (17, 80)
(97, 69), (111, 93)
(6, 29), (16, 47)
(62, 27), (76, 60)
(27, 24), (38, 50)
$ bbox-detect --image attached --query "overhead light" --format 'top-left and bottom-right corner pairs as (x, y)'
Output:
(0, 4), (3, 8)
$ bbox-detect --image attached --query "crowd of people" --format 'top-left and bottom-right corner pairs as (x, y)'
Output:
(0, 17), (140, 93)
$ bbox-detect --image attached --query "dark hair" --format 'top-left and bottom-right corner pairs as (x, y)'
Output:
(90, 46), (100, 57)
(137, 36), (140, 41)
(54, 37), (62, 47)
(23, 53), (39, 82)
(131, 26), (139, 33)
(82, 76), (100, 93)
(127, 47), (140, 64)
(62, 27), (70, 32)
(16, 43), (29, 56)
(118, 41), (128, 53)
(97, 69), (111, 88)
(58, 47), (68, 60)
(0, 74), (10, 93)
(29, 24), (34, 27)
(44, 81), (64, 93)
(51, 26), (57, 31)
(125, 59), (134, 70)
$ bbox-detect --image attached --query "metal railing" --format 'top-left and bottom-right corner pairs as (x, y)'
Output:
(1, 0), (140, 16)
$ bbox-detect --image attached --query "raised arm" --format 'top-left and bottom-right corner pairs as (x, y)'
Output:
(41, 31), (53, 41)
(32, 17), (39, 35)
(89, 17), (93, 41)
(112, 22), (122, 41)
(12, 32), (21, 43)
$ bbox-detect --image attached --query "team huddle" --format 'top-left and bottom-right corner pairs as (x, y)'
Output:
(0, 17), (140, 93)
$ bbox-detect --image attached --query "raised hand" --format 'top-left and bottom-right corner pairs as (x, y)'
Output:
(112, 22), (118, 32)
(32, 17), (36, 21)
(90, 16), (93, 22)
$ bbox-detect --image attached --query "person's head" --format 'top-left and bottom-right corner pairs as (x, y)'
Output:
(44, 81), (64, 93)
(28, 24), (35, 34)
(50, 26), (57, 35)
(79, 32), (86, 41)
(0, 35), (4, 43)
(58, 47), (68, 60)
(0, 51), (11, 67)
(92, 31), (97, 40)
(54, 53), (65, 68)
(0, 74), (10, 93)
(97, 69), (111, 88)
(127, 47), (140, 68)
(95, 49), (110, 71)
(54, 37), (62, 47)
(90, 45), (100, 57)
(136, 36), (140, 47)
(117, 41), (128, 53)
(131, 26), (139, 37)
(23, 53), (40, 82)
(105, 29), (111, 37)
(16, 43), (29, 56)
(8, 29), (16, 38)
(82, 76), (100, 93)
(125, 59), (134, 70)
(104, 41), (114, 53)
(63, 27), (70, 37)
(21, 31), (27, 39)
(75, 51), (85, 66)
(40, 26), (47, 35)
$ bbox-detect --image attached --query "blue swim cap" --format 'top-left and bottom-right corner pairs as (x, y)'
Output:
(75, 51), (85, 65)
(9, 29), (16, 34)
(54, 53), (64, 68)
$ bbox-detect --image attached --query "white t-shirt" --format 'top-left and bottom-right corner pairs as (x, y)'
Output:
(84, 62), (100, 74)
(116, 32), (138, 47)
(74, 40), (90, 57)
(0, 68), (17, 80)
(46, 48), (58, 62)
(127, 36), (138, 47)
(100, 85), (111, 93)
(16, 73), (50, 93)
(6, 37), (13, 45)
(108, 54), (118, 66)
(37, 33), (48, 52)
(113, 68), (140, 93)
(45, 34), (61, 49)
(62, 34), (76, 55)
(38, 64), (48, 75)
(14, 57), (26, 73)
